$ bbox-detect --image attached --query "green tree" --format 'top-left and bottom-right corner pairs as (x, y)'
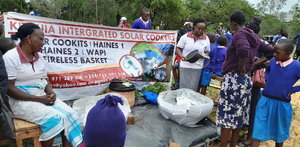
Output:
(0, 0), (29, 14)
(29, 0), (68, 19)
(118, 0), (189, 30)
(289, 0), (300, 38)
(29, 0), (119, 26)
(259, 14), (287, 35)
(185, 0), (258, 32)
(256, 0), (287, 16)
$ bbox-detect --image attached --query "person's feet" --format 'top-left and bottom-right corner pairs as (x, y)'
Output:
(239, 139), (251, 147)
(171, 83), (179, 90)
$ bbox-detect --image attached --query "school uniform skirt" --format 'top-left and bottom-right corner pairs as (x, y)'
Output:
(252, 95), (293, 143)
(248, 85), (261, 131)
(216, 71), (252, 129)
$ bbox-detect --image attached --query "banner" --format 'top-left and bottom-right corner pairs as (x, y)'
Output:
(4, 12), (176, 101)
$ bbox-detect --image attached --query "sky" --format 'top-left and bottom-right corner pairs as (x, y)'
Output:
(247, 0), (298, 12)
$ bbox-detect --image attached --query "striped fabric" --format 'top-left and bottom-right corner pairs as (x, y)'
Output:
(10, 79), (83, 147)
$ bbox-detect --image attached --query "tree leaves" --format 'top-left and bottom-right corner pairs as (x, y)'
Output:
(2, 0), (297, 37)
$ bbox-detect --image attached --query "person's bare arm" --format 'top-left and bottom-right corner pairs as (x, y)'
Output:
(236, 58), (247, 76)
(253, 56), (268, 68)
(44, 79), (56, 104)
(176, 47), (186, 61)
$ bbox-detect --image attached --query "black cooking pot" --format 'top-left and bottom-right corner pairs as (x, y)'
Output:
(185, 50), (200, 63)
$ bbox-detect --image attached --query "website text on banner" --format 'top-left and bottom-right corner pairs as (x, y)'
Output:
(4, 12), (177, 101)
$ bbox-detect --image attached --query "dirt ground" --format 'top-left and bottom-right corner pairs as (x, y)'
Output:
(206, 80), (300, 147)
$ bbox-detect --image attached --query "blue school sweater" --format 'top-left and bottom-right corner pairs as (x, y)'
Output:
(202, 44), (217, 72)
(215, 34), (220, 46)
(225, 32), (232, 45)
(215, 46), (227, 72)
(262, 58), (300, 101)
(131, 18), (152, 30)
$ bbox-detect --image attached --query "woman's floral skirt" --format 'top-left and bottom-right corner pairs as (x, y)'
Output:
(216, 71), (252, 129)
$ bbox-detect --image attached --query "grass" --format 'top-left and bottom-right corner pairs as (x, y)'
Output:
(206, 79), (221, 122)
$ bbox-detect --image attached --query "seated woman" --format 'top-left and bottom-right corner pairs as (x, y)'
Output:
(3, 23), (83, 147)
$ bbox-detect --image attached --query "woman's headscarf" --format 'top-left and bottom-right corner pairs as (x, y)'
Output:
(183, 22), (190, 27)
(120, 17), (127, 24)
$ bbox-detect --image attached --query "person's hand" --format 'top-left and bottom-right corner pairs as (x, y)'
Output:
(199, 53), (204, 59)
(48, 93), (56, 106)
(211, 73), (217, 79)
(254, 57), (259, 62)
(38, 95), (54, 105)
(180, 55), (186, 61)
(236, 65), (246, 77)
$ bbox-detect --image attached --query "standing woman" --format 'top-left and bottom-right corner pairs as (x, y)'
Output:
(176, 18), (210, 91)
(118, 17), (130, 28)
(177, 22), (190, 42)
(3, 23), (83, 147)
(216, 11), (274, 147)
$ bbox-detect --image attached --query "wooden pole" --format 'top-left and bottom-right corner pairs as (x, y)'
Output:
(96, 0), (98, 25)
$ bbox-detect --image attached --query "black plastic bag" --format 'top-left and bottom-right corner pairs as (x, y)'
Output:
(0, 95), (14, 140)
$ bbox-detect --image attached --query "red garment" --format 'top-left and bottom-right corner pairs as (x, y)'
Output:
(176, 55), (181, 63)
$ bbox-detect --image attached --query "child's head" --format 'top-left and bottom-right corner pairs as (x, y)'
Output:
(216, 29), (222, 35)
(0, 38), (16, 54)
(282, 32), (288, 38)
(274, 40), (293, 61)
(218, 35), (228, 46)
(280, 29), (286, 36)
(140, 7), (150, 21)
(229, 11), (246, 32)
(207, 32), (216, 44)
(245, 17), (261, 34)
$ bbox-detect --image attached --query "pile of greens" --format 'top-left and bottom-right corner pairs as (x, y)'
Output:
(135, 82), (168, 97)
(141, 82), (168, 94)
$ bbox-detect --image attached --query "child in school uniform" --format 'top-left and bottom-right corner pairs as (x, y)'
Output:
(215, 29), (222, 46)
(197, 32), (217, 95)
(251, 40), (300, 147)
(214, 35), (228, 77)
(131, 7), (152, 30)
(225, 28), (233, 46)
(171, 49), (183, 90)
